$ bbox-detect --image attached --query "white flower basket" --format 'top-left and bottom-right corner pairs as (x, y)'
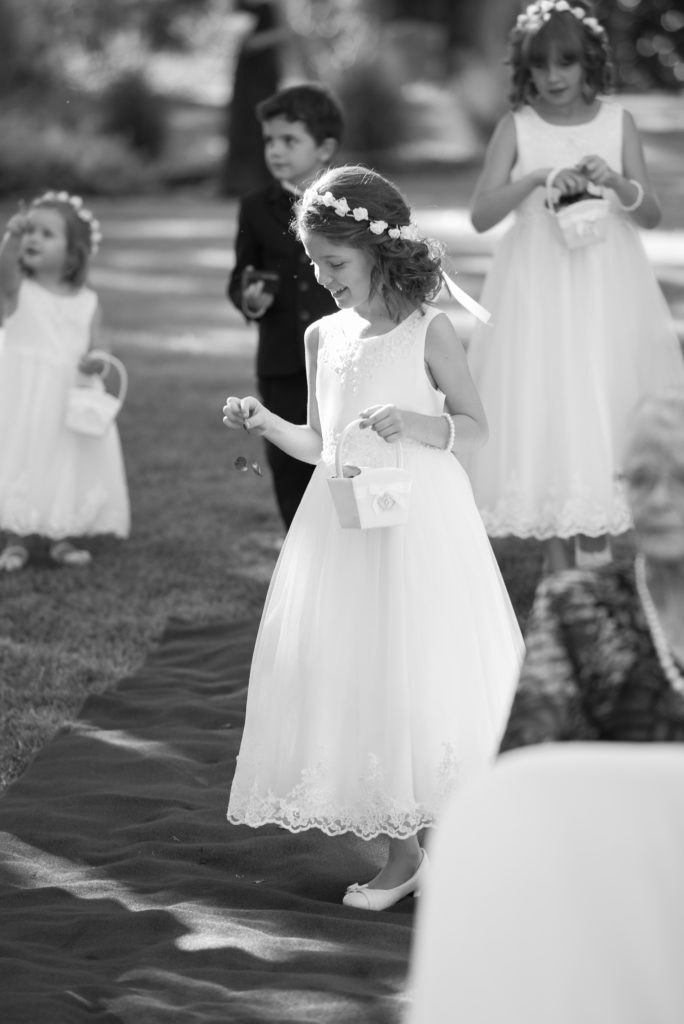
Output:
(327, 419), (412, 530)
(546, 172), (610, 250)
(66, 350), (128, 437)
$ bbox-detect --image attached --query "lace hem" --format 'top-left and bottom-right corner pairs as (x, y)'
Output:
(480, 509), (632, 540)
(227, 744), (461, 839)
(474, 472), (633, 539)
(0, 474), (128, 537)
(226, 807), (436, 840)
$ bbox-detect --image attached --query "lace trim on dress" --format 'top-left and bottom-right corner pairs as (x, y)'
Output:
(0, 473), (118, 537)
(318, 308), (424, 395)
(320, 429), (435, 468)
(227, 742), (462, 839)
(478, 472), (632, 539)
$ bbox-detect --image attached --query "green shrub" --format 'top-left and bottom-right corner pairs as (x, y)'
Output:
(99, 68), (168, 160)
(332, 60), (410, 159)
(0, 109), (153, 196)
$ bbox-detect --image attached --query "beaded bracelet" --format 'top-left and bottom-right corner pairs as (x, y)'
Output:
(619, 179), (644, 213)
(442, 412), (456, 452)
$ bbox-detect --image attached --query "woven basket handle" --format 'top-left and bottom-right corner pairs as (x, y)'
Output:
(334, 418), (404, 478)
(85, 349), (128, 406)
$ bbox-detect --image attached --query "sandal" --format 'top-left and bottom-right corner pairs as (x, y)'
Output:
(49, 541), (92, 567)
(0, 544), (29, 572)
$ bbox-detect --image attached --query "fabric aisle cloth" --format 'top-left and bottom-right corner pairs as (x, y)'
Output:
(0, 619), (416, 1024)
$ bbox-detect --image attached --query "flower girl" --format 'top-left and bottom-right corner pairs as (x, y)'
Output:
(0, 191), (129, 571)
(223, 165), (523, 910)
(467, 0), (684, 571)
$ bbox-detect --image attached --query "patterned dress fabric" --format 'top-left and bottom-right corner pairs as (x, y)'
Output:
(467, 101), (684, 539)
(500, 563), (684, 752)
(0, 278), (130, 539)
(227, 305), (524, 838)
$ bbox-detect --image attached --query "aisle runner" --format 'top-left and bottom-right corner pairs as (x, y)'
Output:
(0, 620), (413, 1024)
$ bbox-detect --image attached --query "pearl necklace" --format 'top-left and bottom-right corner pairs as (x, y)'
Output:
(634, 554), (684, 697)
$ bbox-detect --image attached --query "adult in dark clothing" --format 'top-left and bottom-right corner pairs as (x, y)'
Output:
(227, 84), (344, 528)
(221, 0), (283, 196)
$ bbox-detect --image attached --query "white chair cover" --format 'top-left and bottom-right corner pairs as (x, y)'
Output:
(406, 743), (684, 1024)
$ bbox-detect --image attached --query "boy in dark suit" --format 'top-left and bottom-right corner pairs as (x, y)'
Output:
(227, 83), (344, 528)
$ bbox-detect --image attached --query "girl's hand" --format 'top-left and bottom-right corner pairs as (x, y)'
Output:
(223, 395), (269, 435)
(359, 404), (406, 443)
(552, 167), (587, 196)
(578, 155), (616, 189)
(5, 206), (29, 241)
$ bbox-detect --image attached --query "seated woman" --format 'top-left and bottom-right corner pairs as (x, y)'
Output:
(500, 386), (684, 752)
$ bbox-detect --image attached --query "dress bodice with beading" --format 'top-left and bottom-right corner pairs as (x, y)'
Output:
(6, 278), (97, 367)
(512, 101), (623, 217)
(315, 305), (445, 467)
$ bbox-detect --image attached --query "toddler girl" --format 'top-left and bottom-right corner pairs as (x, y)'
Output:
(223, 165), (523, 910)
(0, 192), (130, 570)
(467, 0), (684, 572)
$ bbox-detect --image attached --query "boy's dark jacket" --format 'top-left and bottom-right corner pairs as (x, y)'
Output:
(228, 183), (337, 378)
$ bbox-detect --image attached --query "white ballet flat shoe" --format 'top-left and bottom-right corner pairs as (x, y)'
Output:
(342, 849), (429, 911)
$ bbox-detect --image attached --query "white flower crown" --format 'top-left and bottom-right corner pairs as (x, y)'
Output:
(302, 188), (420, 241)
(516, 1), (604, 38)
(35, 190), (103, 255)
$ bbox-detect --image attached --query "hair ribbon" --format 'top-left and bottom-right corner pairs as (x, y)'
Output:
(441, 272), (491, 324)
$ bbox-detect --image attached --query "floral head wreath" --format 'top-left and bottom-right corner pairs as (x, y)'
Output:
(515, 1), (605, 39)
(301, 187), (421, 242)
(34, 191), (103, 255)
(301, 185), (492, 324)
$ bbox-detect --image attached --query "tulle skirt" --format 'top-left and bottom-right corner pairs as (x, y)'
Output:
(467, 212), (684, 539)
(227, 446), (523, 839)
(0, 347), (130, 539)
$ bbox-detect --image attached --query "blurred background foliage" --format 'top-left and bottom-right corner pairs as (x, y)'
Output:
(0, 0), (681, 197)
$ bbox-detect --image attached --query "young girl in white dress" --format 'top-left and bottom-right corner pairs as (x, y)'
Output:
(467, 0), (684, 572)
(223, 165), (524, 910)
(0, 192), (130, 571)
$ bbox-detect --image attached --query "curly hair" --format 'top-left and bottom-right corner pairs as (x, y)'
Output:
(27, 198), (92, 288)
(293, 165), (444, 321)
(507, 3), (614, 109)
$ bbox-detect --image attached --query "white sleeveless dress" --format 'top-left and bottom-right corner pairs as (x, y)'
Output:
(227, 305), (523, 839)
(467, 101), (684, 540)
(0, 278), (130, 539)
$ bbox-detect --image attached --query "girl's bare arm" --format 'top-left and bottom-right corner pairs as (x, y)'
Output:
(0, 212), (26, 317)
(362, 312), (488, 456)
(471, 114), (544, 232)
(224, 322), (323, 465)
